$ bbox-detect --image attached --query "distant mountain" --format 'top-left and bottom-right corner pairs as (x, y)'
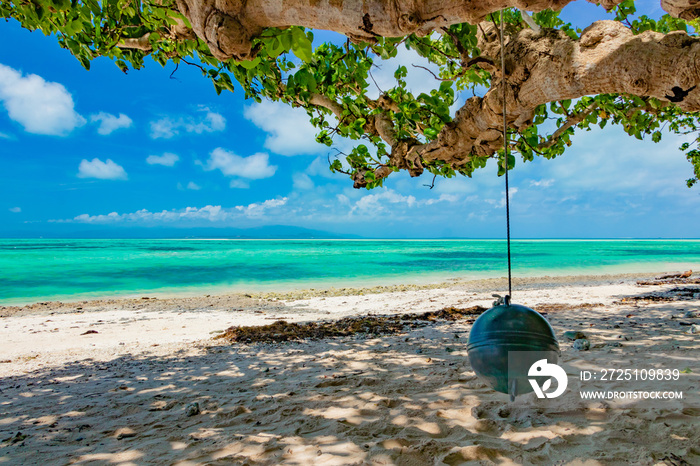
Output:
(0, 224), (362, 239)
(181, 225), (362, 239)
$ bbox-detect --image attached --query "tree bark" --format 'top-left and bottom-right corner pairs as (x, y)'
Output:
(174, 0), (626, 60)
(168, 0), (700, 186)
(661, 0), (700, 19)
(410, 20), (700, 171)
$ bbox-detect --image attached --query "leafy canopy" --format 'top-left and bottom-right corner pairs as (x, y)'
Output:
(2, 0), (700, 187)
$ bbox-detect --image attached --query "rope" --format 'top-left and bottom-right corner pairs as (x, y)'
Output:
(500, 10), (513, 301)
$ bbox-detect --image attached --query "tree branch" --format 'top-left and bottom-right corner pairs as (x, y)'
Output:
(303, 92), (402, 166)
(118, 34), (152, 51)
(308, 94), (344, 120)
(540, 102), (598, 150)
(411, 64), (450, 81)
(165, 0), (700, 188)
(174, 0), (631, 60)
(418, 21), (700, 167)
(353, 20), (700, 186)
(661, 0), (700, 19)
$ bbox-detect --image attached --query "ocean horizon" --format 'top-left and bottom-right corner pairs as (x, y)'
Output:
(1, 238), (699, 306)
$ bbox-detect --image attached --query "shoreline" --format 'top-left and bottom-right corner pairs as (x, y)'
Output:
(0, 269), (691, 313)
(0, 270), (696, 377)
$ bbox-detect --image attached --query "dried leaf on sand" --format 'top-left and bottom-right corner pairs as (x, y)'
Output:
(216, 306), (487, 344)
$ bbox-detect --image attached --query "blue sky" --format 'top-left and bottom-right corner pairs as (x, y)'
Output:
(1, 2), (699, 238)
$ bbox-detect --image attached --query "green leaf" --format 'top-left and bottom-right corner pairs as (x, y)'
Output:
(291, 28), (313, 62)
(394, 65), (407, 79)
(330, 159), (343, 172)
(280, 30), (293, 51)
(85, 0), (101, 15)
(239, 57), (261, 69)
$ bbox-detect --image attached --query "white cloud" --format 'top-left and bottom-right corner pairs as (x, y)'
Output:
(423, 194), (459, 205)
(150, 109), (226, 139)
(45, 121), (700, 238)
(486, 187), (518, 209)
(544, 126), (695, 196)
(77, 158), (128, 180)
(90, 112), (132, 135)
(236, 197), (288, 217)
(56, 198), (288, 224)
(9, 207), (21, 213)
(203, 148), (277, 184)
(244, 101), (322, 156)
(350, 188), (459, 215)
(529, 179), (554, 188)
(177, 181), (202, 190)
(150, 120), (176, 139)
(336, 194), (350, 205)
(146, 152), (180, 166)
(0, 63), (85, 136)
(229, 179), (250, 189)
(352, 189), (417, 214)
(68, 205), (224, 224)
(293, 172), (314, 190)
(0, 131), (13, 139)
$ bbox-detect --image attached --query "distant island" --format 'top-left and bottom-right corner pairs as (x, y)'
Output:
(0, 224), (362, 240)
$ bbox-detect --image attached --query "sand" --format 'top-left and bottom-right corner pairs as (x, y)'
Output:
(0, 272), (699, 465)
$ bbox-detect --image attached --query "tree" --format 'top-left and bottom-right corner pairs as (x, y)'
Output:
(3, 0), (700, 188)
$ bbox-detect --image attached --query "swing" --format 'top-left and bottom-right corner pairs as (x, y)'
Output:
(466, 11), (560, 401)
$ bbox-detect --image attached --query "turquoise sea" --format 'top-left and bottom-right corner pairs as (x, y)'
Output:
(1, 239), (699, 305)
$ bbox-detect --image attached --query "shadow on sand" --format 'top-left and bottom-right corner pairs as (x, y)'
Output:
(1, 300), (699, 465)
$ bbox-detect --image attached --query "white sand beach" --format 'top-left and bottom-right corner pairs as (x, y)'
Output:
(1, 272), (699, 465)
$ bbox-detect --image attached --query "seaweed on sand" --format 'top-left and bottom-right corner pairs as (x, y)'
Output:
(615, 286), (700, 304)
(216, 305), (488, 344)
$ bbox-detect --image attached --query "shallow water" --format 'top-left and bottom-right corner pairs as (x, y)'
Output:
(1, 239), (699, 305)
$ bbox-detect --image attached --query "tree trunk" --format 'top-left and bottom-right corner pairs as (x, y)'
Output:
(416, 20), (700, 168)
(174, 0), (625, 60)
(169, 0), (700, 186)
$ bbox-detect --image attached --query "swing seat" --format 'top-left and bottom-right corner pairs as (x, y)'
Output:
(467, 303), (559, 398)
